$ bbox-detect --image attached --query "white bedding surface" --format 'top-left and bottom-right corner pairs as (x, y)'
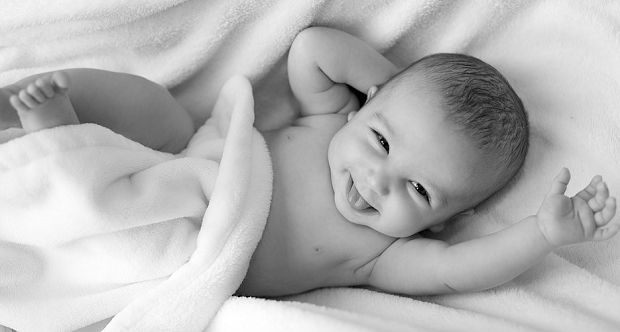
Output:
(1, 0), (619, 331)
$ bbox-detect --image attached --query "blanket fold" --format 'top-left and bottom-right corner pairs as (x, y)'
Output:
(0, 76), (272, 332)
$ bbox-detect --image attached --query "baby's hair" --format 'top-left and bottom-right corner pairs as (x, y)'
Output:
(382, 53), (529, 202)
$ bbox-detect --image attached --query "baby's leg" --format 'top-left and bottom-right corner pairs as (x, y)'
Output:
(8, 71), (79, 133)
(1, 68), (195, 153)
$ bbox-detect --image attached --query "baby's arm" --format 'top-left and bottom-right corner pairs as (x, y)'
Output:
(368, 168), (619, 295)
(288, 27), (399, 116)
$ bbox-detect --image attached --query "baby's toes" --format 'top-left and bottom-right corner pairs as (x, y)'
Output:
(50, 71), (70, 92)
(26, 83), (47, 103)
(9, 94), (28, 111)
(18, 89), (39, 108)
(35, 77), (55, 98)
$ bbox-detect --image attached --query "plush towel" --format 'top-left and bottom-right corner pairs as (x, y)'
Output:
(0, 76), (272, 332)
(1, 0), (620, 331)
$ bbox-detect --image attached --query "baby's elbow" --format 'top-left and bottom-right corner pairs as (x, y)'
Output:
(291, 28), (321, 55)
(290, 27), (339, 58)
(288, 29), (320, 78)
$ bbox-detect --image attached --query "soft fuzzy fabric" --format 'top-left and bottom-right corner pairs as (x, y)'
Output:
(1, 0), (619, 331)
(0, 76), (272, 332)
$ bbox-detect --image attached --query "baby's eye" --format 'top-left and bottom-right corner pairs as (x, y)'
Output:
(372, 129), (389, 153)
(412, 182), (429, 202)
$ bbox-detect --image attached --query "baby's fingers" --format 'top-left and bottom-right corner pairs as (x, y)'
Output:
(594, 197), (616, 227)
(592, 221), (620, 242)
(548, 168), (570, 196)
(576, 175), (603, 202)
(588, 181), (609, 212)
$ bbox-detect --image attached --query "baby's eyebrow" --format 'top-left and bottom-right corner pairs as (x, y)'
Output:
(374, 111), (396, 137)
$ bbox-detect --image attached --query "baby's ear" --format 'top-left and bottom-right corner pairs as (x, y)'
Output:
(347, 111), (358, 121)
(429, 222), (445, 233)
(364, 86), (378, 104)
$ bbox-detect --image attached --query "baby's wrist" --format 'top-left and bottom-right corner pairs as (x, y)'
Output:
(529, 215), (559, 250)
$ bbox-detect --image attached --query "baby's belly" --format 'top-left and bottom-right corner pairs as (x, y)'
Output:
(239, 217), (390, 297)
(239, 210), (393, 297)
(239, 234), (352, 296)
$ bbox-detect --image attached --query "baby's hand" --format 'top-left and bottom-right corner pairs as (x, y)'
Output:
(536, 168), (619, 248)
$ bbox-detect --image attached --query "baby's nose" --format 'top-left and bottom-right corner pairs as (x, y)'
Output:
(367, 168), (390, 196)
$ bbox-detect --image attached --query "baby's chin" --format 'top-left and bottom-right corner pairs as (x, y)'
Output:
(336, 204), (420, 238)
(333, 194), (370, 227)
(333, 201), (402, 237)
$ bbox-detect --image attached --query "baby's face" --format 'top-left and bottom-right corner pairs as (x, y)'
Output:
(328, 86), (489, 238)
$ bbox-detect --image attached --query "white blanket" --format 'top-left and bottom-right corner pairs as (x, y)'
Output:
(1, 0), (620, 331)
(0, 76), (272, 332)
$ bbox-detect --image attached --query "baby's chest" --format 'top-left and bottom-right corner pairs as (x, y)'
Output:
(263, 120), (338, 191)
(264, 115), (343, 156)
(263, 123), (393, 285)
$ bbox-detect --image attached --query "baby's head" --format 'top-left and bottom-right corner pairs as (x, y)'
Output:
(328, 53), (528, 237)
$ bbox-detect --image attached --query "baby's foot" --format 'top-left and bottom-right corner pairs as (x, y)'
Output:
(9, 71), (79, 133)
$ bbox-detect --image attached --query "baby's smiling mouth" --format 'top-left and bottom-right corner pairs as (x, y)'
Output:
(347, 174), (375, 211)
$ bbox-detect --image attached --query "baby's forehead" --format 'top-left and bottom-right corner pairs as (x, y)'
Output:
(381, 74), (440, 98)
(377, 86), (448, 120)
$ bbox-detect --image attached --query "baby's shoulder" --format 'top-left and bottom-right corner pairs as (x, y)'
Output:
(293, 113), (347, 133)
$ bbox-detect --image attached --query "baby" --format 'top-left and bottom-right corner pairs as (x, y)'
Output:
(2, 27), (618, 297)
